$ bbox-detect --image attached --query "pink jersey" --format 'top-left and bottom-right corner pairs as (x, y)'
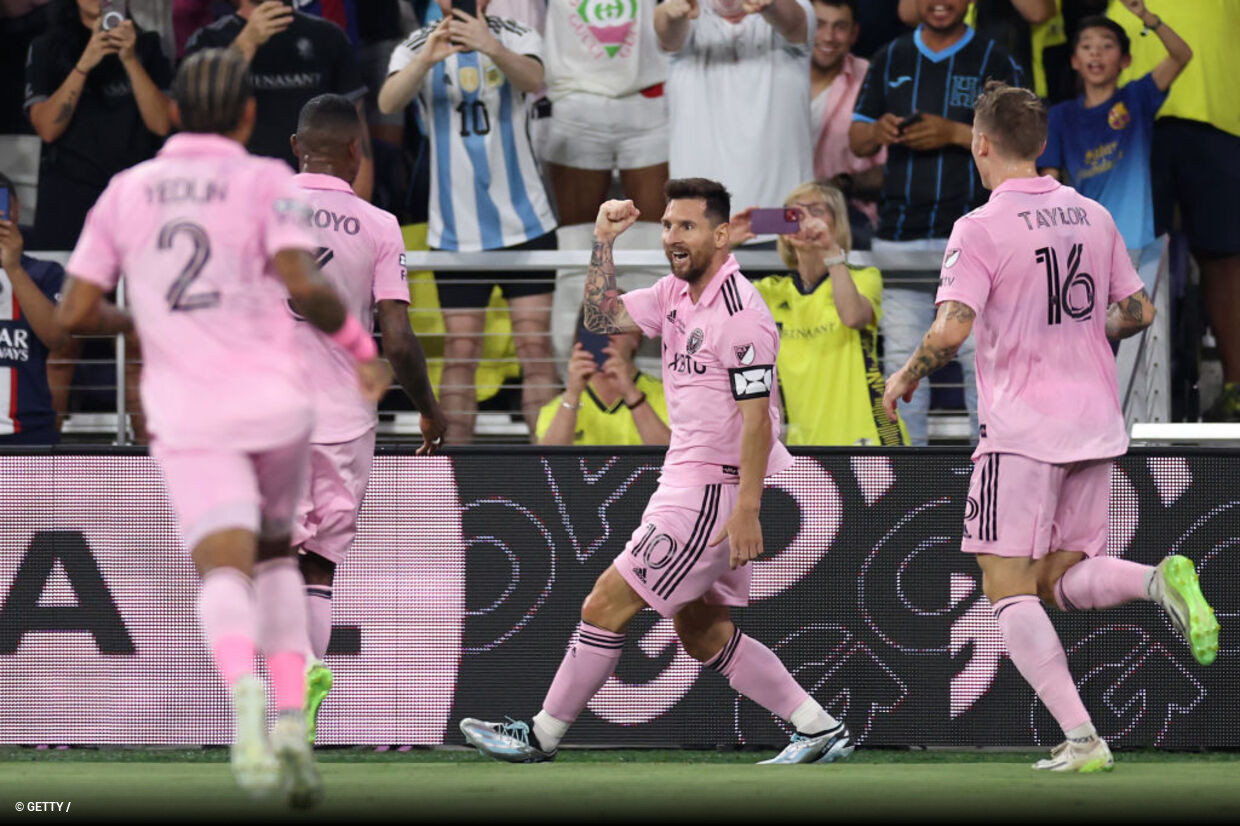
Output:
(292, 173), (409, 444)
(935, 176), (1145, 463)
(68, 133), (319, 451)
(622, 255), (794, 486)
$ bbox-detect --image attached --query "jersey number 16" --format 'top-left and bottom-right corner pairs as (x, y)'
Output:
(1037, 243), (1095, 325)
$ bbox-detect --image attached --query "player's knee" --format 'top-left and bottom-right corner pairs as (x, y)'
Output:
(676, 625), (720, 663)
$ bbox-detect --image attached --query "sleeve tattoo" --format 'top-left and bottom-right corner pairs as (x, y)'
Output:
(906, 301), (974, 380)
(1106, 289), (1151, 339)
(583, 240), (634, 334)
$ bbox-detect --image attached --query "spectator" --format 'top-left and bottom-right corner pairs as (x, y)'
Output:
(851, 0), (905, 61)
(849, 0), (1023, 445)
(379, 0), (559, 444)
(809, 0), (884, 247)
(184, 1), (373, 199)
(24, 0), (172, 249)
(0, 173), (75, 444)
(735, 181), (908, 445)
(0, 0), (53, 134)
(537, 330), (670, 446)
(899, 0), (1054, 78)
(656, 0), (815, 230)
(1038, 4), (1192, 258)
(1108, 0), (1240, 422)
(537, 0), (668, 228)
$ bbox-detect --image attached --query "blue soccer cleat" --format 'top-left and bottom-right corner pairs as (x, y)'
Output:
(459, 717), (557, 763)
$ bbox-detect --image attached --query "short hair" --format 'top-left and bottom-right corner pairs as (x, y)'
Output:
(172, 48), (253, 135)
(812, 0), (858, 16)
(973, 79), (1048, 161)
(777, 181), (852, 269)
(297, 93), (362, 138)
(1071, 15), (1130, 57)
(664, 178), (731, 227)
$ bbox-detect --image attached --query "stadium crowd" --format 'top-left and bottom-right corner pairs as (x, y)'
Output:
(1, 0), (1237, 447)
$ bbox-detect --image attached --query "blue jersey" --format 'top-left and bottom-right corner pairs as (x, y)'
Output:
(0, 255), (64, 444)
(1039, 73), (1166, 250)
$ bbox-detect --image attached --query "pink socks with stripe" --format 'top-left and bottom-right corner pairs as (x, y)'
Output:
(253, 558), (310, 712)
(993, 594), (1091, 736)
(1054, 557), (1154, 611)
(197, 567), (257, 686)
(706, 628), (837, 734)
(535, 622), (625, 751)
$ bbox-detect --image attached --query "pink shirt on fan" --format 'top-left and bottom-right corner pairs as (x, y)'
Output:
(935, 176), (1145, 464)
(68, 133), (319, 451)
(622, 255), (794, 486)
(292, 172), (409, 444)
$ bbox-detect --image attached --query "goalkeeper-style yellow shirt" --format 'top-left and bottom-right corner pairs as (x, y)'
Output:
(536, 373), (669, 446)
(755, 267), (909, 446)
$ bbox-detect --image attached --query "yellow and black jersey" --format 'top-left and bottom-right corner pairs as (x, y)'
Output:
(536, 373), (669, 446)
(755, 267), (909, 446)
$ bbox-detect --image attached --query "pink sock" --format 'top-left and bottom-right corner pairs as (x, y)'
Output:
(305, 585), (333, 661)
(254, 558), (311, 712)
(542, 622), (624, 724)
(993, 595), (1091, 735)
(1055, 557), (1153, 611)
(197, 567), (257, 686)
(706, 628), (809, 722)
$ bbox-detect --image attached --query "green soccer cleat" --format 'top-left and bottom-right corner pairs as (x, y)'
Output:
(1151, 555), (1220, 666)
(304, 663), (333, 745)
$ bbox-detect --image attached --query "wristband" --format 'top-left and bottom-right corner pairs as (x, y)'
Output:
(73, 65), (88, 77)
(624, 392), (647, 410)
(823, 252), (847, 267)
(329, 314), (378, 363)
(561, 399), (582, 411)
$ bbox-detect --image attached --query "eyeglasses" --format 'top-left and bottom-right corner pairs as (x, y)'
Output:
(793, 202), (831, 218)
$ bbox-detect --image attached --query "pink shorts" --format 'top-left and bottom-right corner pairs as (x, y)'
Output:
(613, 483), (749, 618)
(961, 453), (1112, 560)
(152, 435), (310, 550)
(291, 430), (376, 565)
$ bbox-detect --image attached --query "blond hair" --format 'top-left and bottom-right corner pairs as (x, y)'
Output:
(776, 181), (852, 270)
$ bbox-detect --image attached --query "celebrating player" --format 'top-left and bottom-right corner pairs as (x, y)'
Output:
(460, 179), (854, 765)
(54, 49), (390, 805)
(883, 81), (1219, 772)
(287, 93), (447, 742)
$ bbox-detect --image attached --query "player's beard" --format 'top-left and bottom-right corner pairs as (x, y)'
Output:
(665, 241), (713, 285)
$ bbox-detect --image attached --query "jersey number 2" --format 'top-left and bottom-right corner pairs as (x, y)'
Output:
(159, 221), (218, 312)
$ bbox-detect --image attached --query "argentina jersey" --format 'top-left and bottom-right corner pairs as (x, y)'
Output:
(389, 17), (557, 252)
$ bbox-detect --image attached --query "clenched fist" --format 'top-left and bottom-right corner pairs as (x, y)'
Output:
(594, 199), (641, 243)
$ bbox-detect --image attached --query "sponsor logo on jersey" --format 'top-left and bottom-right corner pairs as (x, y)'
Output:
(0, 326), (31, 362)
(574, 0), (639, 59)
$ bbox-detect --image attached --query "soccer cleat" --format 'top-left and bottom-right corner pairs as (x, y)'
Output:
(757, 722), (854, 765)
(304, 662), (333, 745)
(271, 710), (324, 809)
(230, 675), (280, 797)
(1150, 555), (1220, 666)
(459, 717), (557, 763)
(1032, 737), (1114, 773)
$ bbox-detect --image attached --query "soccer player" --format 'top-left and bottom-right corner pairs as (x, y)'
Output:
(460, 178), (854, 765)
(287, 93), (448, 742)
(53, 49), (390, 805)
(883, 81), (1219, 773)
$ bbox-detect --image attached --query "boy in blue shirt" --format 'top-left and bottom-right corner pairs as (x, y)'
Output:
(1038, 0), (1191, 255)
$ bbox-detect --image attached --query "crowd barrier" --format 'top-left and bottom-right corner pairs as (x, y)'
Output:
(1, 447), (1234, 748)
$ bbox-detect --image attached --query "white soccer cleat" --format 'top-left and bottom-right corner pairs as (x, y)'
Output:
(1032, 737), (1114, 773)
(271, 710), (324, 809)
(230, 675), (280, 797)
(459, 717), (557, 763)
(758, 722), (854, 765)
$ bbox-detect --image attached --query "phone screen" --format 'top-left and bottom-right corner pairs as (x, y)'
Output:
(749, 208), (800, 236)
(453, 0), (478, 17)
(577, 324), (610, 370)
(899, 112), (923, 132)
(0, 186), (10, 221)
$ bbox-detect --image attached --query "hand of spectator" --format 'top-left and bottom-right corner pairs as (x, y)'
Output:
(601, 345), (637, 396)
(77, 19), (119, 73)
(356, 358), (394, 405)
(741, 0), (776, 14)
(785, 212), (841, 256)
(594, 199), (641, 243)
(565, 344), (597, 398)
(237, 0), (294, 52)
(663, 0), (701, 21)
(420, 19), (463, 66)
(448, 9), (502, 57)
(728, 207), (758, 249)
(882, 368), (918, 422)
(0, 219), (24, 274)
(900, 113), (965, 151)
(1117, 0), (1150, 20)
(874, 113), (904, 147)
(417, 404), (448, 456)
(106, 20), (138, 65)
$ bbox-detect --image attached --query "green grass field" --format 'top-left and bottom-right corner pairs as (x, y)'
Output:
(2, 748), (1237, 823)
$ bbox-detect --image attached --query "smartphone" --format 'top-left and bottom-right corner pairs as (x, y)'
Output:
(577, 323), (610, 370)
(749, 208), (801, 236)
(453, 0), (478, 17)
(0, 186), (10, 221)
(100, 0), (124, 31)
(898, 112), (923, 132)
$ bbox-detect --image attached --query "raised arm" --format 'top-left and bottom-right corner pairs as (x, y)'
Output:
(748, 0), (809, 45)
(654, 0), (699, 53)
(378, 22), (458, 114)
(882, 300), (975, 421)
(1105, 288), (1156, 340)
(448, 10), (544, 94)
(1118, 0), (1192, 92)
(584, 200), (643, 335)
(112, 23), (171, 136)
(376, 298), (446, 453)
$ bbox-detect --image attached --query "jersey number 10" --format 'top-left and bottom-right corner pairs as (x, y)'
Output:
(1037, 243), (1095, 325)
(455, 100), (491, 137)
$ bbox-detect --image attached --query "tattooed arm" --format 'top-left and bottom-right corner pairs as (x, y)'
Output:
(584, 199), (643, 334)
(882, 300), (976, 422)
(1105, 288), (1156, 340)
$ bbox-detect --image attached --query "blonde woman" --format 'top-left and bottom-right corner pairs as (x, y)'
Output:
(733, 181), (908, 445)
